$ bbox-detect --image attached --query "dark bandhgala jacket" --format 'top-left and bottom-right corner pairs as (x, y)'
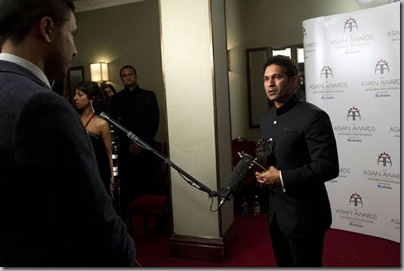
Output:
(260, 93), (339, 238)
(0, 61), (135, 267)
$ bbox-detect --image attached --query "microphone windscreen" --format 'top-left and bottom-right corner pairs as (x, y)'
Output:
(228, 158), (252, 193)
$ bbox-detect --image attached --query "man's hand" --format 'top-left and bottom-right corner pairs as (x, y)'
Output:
(255, 166), (281, 187)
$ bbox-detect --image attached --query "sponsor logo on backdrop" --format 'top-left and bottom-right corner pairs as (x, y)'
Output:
(335, 193), (378, 228)
(387, 29), (400, 42)
(302, 27), (319, 54)
(390, 217), (400, 230)
(377, 151), (392, 167)
(344, 17), (358, 32)
(335, 167), (351, 181)
(375, 59), (390, 75)
(377, 183), (393, 190)
(363, 151), (400, 187)
(361, 58), (400, 96)
(334, 106), (375, 141)
(347, 106), (360, 121)
(321, 66), (333, 79)
(331, 167), (351, 183)
(389, 126), (400, 138)
(308, 66), (348, 97)
(330, 17), (373, 54)
(349, 192), (363, 207)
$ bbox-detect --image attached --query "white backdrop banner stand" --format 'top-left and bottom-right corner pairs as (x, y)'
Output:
(303, 2), (400, 242)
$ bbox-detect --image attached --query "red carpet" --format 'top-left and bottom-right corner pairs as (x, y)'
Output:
(129, 214), (400, 267)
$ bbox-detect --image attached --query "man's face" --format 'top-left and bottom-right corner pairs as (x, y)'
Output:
(120, 68), (137, 88)
(263, 64), (297, 108)
(45, 11), (78, 80)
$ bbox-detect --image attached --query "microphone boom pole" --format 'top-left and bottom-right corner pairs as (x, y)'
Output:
(100, 112), (218, 199)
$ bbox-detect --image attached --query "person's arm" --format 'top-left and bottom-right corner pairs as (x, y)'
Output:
(15, 92), (135, 266)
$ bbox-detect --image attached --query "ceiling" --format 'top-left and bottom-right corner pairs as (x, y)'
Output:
(72, 0), (398, 13)
(356, 0), (399, 6)
(73, 0), (145, 13)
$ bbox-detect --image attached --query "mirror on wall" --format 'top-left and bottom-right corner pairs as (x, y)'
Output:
(246, 44), (304, 128)
(66, 66), (85, 104)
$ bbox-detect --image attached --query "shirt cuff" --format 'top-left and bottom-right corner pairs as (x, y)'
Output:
(279, 171), (286, 192)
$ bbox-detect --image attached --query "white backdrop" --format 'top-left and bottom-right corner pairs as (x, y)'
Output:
(302, 2), (400, 242)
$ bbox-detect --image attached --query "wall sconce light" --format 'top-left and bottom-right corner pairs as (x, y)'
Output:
(90, 62), (109, 82)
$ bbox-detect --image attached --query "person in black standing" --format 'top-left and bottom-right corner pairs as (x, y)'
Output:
(254, 55), (339, 267)
(110, 65), (160, 219)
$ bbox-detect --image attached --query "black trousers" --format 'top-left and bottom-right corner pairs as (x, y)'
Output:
(118, 149), (160, 218)
(269, 214), (326, 267)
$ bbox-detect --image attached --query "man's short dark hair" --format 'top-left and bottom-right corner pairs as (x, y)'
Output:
(0, 0), (75, 45)
(263, 55), (299, 78)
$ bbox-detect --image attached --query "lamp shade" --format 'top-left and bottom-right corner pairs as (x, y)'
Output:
(90, 62), (109, 81)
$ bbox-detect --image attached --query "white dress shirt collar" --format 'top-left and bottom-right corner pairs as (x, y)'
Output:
(0, 53), (51, 88)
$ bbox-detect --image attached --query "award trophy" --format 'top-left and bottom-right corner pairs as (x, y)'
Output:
(238, 137), (274, 172)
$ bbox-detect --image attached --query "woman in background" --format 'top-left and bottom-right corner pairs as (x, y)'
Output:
(102, 83), (117, 114)
(103, 83), (117, 98)
(74, 81), (114, 197)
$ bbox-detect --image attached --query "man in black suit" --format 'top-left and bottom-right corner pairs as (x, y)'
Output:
(110, 65), (160, 218)
(255, 55), (339, 267)
(0, 0), (135, 266)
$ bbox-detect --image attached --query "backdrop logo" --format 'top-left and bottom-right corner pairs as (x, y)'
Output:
(303, 27), (320, 52)
(309, 66), (348, 92)
(338, 167), (351, 179)
(336, 193), (378, 227)
(349, 193), (363, 207)
(363, 151), (399, 181)
(329, 17), (373, 50)
(377, 184), (393, 190)
(347, 106), (361, 121)
(375, 59), (390, 75)
(334, 106), (375, 141)
(377, 151), (392, 167)
(387, 29), (400, 41)
(344, 17), (358, 32)
(360, 58), (398, 94)
(389, 126), (400, 138)
(391, 218), (400, 229)
(320, 65), (333, 79)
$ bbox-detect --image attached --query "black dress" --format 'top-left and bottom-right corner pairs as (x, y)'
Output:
(88, 131), (111, 196)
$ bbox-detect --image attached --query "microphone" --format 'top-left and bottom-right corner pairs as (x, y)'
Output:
(218, 158), (252, 208)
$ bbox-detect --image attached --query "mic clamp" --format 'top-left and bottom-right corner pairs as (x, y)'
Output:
(238, 151), (267, 171)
